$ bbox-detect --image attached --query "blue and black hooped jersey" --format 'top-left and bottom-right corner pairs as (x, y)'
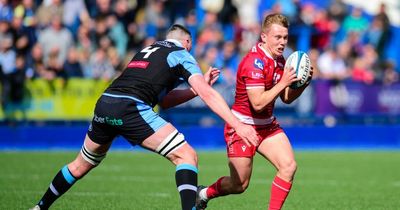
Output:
(105, 40), (202, 107)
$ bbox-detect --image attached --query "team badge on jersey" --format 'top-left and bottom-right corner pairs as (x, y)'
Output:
(254, 58), (264, 70)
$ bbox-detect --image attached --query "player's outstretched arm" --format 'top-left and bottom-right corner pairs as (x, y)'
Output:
(159, 67), (220, 109)
(189, 74), (259, 146)
(280, 66), (314, 104)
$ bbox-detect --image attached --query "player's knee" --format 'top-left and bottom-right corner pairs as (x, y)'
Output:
(231, 179), (249, 194)
(279, 160), (297, 178)
(169, 145), (197, 166)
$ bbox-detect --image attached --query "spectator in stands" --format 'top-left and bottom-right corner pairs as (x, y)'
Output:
(361, 44), (379, 79)
(0, 0), (13, 23)
(75, 23), (94, 65)
(0, 18), (12, 46)
(10, 15), (32, 55)
(90, 0), (113, 18)
(12, 0), (37, 47)
(317, 46), (349, 81)
(342, 7), (368, 37)
(63, 47), (83, 78)
(231, 0), (259, 29)
(114, 0), (144, 53)
(62, 0), (88, 35)
(44, 48), (67, 80)
(312, 9), (334, 51)
(382, 60), (399, 86)
(196, 12), (223, 57)
(86, 48), (115, 80)
(105, 14), (128, 58)
(38, 14), (73, 66)
(0, 53), (27, 123)
(144, 0), (170, 40)
(36, 0), (63, 28)
(198, 44), (225, 84)
(308, 48), (321, 79)
(0, 35), (15, 77)
(373, 3), (391, 62)
(317, 44), (349, 109)
(0, 36), (24, 122)
(327, 0), (347, 23)
(351, 57), (375, 84)
(27, 43), (44, 78)
(219, 40), (240, 85)
(114, 0), (137, 30)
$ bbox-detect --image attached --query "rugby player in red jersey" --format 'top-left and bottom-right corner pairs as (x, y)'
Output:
(197, 14), (313, 210)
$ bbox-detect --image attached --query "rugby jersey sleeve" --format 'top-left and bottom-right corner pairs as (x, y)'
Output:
(241, 55), (266, 90)
(166, 49), (203, 81)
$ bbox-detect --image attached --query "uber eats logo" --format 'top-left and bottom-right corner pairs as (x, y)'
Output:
(94, 115), (123, 126)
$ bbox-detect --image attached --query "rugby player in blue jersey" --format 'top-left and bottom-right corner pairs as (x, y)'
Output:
(30, 24), (258, 210)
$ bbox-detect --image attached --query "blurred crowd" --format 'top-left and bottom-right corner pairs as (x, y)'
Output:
(0, 0), (399, 111)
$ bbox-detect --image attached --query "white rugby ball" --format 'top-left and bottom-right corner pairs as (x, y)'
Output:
(284, 51), (311, 89)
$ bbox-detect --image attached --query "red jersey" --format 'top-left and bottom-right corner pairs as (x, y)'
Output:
(231, 43), (286, 125)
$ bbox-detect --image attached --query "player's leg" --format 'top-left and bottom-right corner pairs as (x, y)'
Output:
(32, 95), (117, 210)
(257, 132), (297, 210)
(33, 135), (112, 210)
(140, 123), (198, 210)
(197, 123), (255, 209)
(198, 157), (253, 201)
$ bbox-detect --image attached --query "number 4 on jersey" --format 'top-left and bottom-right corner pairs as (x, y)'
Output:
(141, 46), (160, 58)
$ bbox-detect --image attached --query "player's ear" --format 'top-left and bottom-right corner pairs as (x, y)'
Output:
(260, 32), (267, 43)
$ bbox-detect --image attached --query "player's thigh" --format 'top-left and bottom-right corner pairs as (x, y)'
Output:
(228, 157), (253, 185)
(257, 132), (295, 170)
(83, 134), (112, 154)
(140, 123), (177, 150)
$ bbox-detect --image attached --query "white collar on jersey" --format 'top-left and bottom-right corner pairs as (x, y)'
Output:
(165, 39), (183, 47)
(257, 43), (274, 60)
(257, 43), (278, 68)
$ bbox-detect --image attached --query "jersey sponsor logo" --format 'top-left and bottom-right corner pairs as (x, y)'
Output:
(254, 58), (264, 70)
(251, 71), (264, 79)
(127, 61), (150, 69)
(94, 114), (123, 126)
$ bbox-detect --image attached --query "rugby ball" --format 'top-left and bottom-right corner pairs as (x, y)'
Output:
(284, 51), (311, 89)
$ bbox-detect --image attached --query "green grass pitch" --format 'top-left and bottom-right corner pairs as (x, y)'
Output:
(1, 151), (399, 210)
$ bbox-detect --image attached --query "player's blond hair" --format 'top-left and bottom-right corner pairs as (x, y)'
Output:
(262, 14), (289, 32)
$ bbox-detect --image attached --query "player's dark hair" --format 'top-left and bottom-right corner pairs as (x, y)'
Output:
(167, 24), (192, 38)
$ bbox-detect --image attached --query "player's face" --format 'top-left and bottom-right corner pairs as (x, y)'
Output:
(261, 23), (288, 58)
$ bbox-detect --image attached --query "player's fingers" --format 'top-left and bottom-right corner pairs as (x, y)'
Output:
(285, 66), (294, 71)
(211, 70), (220, 76)
(243, 138), (252, 147)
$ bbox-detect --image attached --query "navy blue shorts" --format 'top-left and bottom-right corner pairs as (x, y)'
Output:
(87, 93), (167, 145)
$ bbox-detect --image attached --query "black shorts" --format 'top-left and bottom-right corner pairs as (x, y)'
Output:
(87, 93), (167, 145)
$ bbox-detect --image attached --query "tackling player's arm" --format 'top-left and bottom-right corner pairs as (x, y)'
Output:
(247, 66), (298, 113)
(280, 66), (314, 104)
(189, 74), (259, 146)
(159, 67), (220, 109)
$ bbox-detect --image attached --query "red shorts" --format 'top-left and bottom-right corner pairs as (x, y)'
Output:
(224, 120), (283, 158)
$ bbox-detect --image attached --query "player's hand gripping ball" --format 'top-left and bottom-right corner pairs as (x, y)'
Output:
(284, 51), (311, 89)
